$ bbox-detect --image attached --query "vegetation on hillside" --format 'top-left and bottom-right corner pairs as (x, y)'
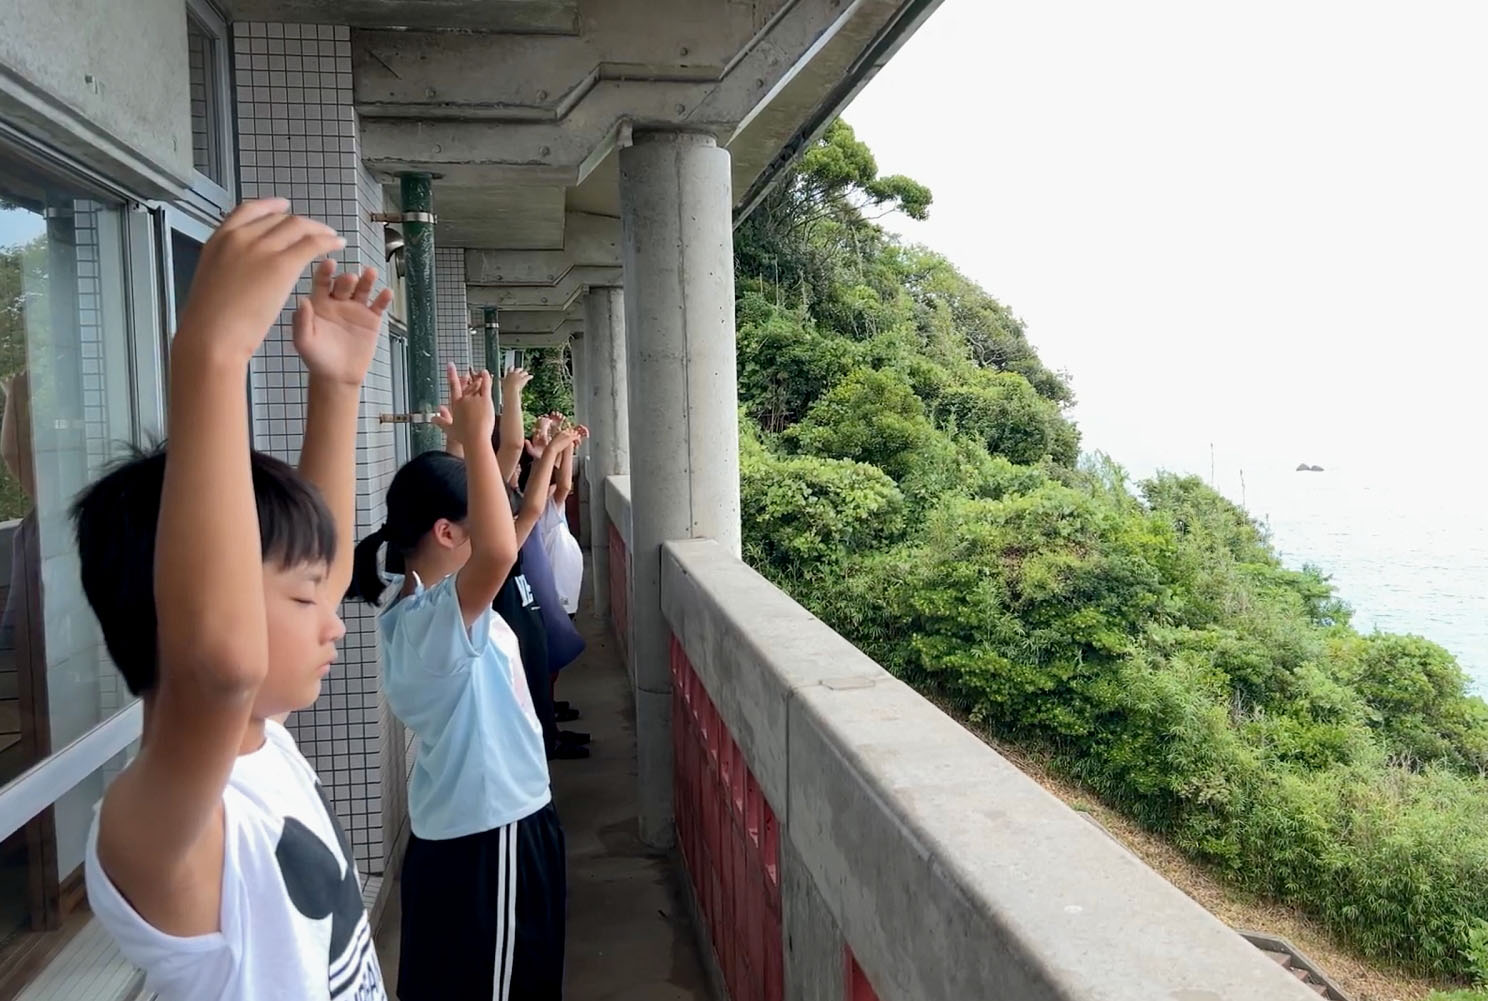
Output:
(734, 120), (1488, 987)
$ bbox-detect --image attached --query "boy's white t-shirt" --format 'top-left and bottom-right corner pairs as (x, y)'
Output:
(538, 497), (583, 615)
(85, 720), (387, 1001)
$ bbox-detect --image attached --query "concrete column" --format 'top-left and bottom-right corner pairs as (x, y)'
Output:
(583, 286), (629, 621)
(619, 130), (741, 849)
(569, 330), (591, 547)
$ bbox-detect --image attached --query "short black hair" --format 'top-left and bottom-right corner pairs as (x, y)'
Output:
(71, 446), (337, 696)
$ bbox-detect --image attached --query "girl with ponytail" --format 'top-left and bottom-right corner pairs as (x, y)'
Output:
(348, 364), (566, 1001)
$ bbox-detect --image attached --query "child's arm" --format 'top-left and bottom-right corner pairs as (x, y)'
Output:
(550, 423), (585, 507)
(294, 261), (392, 600)
(496, 367), (531, 481)
(515, 429), (579, 546)
(438, 370), (473, 459)
(434, 365), (517, 625)
(98, 200), (344, 936)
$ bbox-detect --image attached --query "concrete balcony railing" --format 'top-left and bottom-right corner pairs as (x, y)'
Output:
(603, 475), (1319, 1001)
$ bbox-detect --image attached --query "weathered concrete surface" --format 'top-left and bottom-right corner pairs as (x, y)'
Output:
(661, 538), (1322, 1001)
(619, 130), (740, 850)
(373, 595), (711, 1000)
(583, 291), (629, 618)
(224, 0), (580, 33)
(0, 0), (193, 194)
(604, 475), (632, 550)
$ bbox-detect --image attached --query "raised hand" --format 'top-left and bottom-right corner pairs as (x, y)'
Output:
(431, 363), (495, 449)
(544, 427), (581, 457)
(176, 198), (346, 362)
(292, 259), (394, 386)
(530, 414), (557, 448)
(500, 366), (532, 400)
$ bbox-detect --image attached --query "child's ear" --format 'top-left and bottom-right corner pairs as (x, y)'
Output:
(432, 518), (462, 550)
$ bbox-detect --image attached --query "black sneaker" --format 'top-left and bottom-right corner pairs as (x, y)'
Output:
(558, 730), (591, 746)
(548, 743), (591, 760)
(555, 706), (581, 722)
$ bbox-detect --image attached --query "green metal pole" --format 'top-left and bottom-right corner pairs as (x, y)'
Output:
(482, 307), (501, 375)
(483, 306), (502, 410)
(401, 173), (440, 455)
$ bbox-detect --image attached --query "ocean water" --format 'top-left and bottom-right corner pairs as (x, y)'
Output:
(1223, 464), (1488, 693)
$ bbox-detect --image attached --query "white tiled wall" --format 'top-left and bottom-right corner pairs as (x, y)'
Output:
(434, 247), (470, 400)
(234, 21), (402, 874)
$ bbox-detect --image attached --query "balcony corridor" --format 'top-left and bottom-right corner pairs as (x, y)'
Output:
(373, 593), (713, 1001)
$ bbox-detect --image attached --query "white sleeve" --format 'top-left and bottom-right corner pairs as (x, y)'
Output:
(84, 809), (237, 1000)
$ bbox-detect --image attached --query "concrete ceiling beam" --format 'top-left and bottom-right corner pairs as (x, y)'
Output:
(493, 328), (581, 349)
(465, 214), (621, 284)
(357, 0), (907, 185)
(466, 267), (622, 310)
(223, 0), (581, 33)
(474, 306), (583, 336)
(351, 0), (783, 116)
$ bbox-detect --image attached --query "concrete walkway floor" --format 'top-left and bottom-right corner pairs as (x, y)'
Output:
(374, 605), (713, 1000)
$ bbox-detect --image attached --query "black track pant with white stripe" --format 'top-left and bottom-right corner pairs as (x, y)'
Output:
(398, 803), (566, 1000)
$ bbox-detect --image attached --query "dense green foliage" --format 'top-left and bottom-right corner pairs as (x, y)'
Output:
(519, 345), (575, 427)
(734, 120), (1488, 983)
(0, 232), (36, 520)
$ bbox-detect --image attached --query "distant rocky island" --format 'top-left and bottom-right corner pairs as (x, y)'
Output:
(1296, 463), (1325, 472)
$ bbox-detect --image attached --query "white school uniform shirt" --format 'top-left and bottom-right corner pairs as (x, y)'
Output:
(538, 498), (583, 615)
(85, 720), (387, 1001)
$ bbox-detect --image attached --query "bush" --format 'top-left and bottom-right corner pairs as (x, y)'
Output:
(740, 432), (904, 581)
(787, 368), (931, 477)
(803, 471), (1488, 977)
(935, 370), (1078, 466)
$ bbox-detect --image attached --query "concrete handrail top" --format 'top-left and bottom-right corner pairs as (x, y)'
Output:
(661, 537), (1320, 1001)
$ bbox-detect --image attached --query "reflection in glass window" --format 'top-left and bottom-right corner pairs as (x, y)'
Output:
(186, 14), (225, 185)
(0, 146), (140, 954)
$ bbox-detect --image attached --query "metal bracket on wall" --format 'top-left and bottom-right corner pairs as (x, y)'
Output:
(370, 211), (438, 224)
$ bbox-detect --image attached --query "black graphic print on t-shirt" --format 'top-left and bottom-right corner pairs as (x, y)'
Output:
(274, 783), (385, 999)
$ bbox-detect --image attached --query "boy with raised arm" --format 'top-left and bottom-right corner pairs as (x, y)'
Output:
(71, 199), (392, 1001)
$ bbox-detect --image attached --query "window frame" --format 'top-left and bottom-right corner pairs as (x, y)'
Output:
(389, 322), (411, 468)
(0, 130), (163, 852)
(184, 0), (236, 213)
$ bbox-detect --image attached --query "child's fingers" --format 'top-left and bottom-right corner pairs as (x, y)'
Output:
(244, 211), (326, 248)
(445, 362), (462, 400)
(220, 198), (291, 231)
(369, 287), (394, 317)
(351, 267), (379, 305)
(311, 258), (336, 291)
(432, 405), (453, 428)
(330, 269), (359, 300)
(283, 231), (348, 267)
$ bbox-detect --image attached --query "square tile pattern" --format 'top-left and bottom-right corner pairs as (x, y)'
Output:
(435, 246), (470, 400)
(234, 21), (406, 875)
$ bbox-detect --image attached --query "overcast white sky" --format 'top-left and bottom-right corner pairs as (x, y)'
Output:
(846, 0), (1488, 480)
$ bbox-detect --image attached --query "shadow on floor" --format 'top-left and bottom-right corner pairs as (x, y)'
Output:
(374, 601), (712, 1000)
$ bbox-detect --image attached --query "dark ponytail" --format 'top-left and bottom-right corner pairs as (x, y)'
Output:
(347, 526), (390, 605)
(345, 451), (470, 606)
